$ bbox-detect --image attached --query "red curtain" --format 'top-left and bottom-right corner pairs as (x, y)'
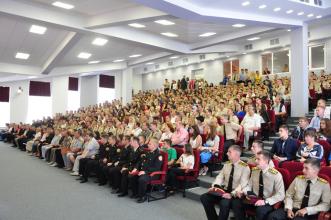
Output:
(29, 81), (51, 96)
(0, 86), (10, 102)
(99, 75), (115, 88)
(68, 77), (79, 91)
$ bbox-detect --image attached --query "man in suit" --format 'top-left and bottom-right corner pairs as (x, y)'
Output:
(271, 125), (298, 163)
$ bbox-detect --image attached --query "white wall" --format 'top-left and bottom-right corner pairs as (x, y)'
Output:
(132, 72), (142, 94)
(80, 75), (98, 107)
(52, 76), (68, 115)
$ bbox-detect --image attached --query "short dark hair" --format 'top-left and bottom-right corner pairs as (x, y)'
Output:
(304, 128), (316, 139)
(279, 124), (289, 131)
(253, 140), (264, 149)
(304, 158), (321, 170)
(257, 150), (271, 161)
(123, 135), (131, 141)
(132, 136), (139, 143)
(164, 139), (172, 146)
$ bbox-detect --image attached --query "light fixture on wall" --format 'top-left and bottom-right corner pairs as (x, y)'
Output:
(17, 87), (23, 94)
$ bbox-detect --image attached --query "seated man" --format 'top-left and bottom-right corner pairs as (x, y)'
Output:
(273, 96), (287, 132)
(291, 117), (310, 142)
(271, 125), (298, 163)
(129, 137), (163, 203)
(309, 106), (325, 132)
(62, 130), (84, 170)
(241, 105), (261, 149)
(200, 145), (250, 220)
(315, 99), (330, 119)
(70, 131), (99, 176)
(247, 140), (274, 168)
(171, 118), (189, 147)
(241, 151), (285, 220)
(268, 158), (330, 220)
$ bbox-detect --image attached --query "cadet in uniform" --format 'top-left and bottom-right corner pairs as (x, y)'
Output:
(129, 137), (163, 203)
(247, 140), (275, 167)
(268, 158), (331, 220)
(241, 151), (285, 220)
(200, 145), (250, 220)
(117, 136), (144, 197)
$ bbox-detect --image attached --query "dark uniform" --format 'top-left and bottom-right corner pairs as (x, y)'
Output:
(129, 148), (163, 202)
(117, 146), (144, 196)
(96, 143), (118, 184)
(105, 144), (131, 191)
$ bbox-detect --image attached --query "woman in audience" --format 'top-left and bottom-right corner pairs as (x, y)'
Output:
(319, 118), (331, 144)
(198, 124), (219, 176)
(297, 129), (324, 162)
(160, 123), (174, 142)
(189, 125), (202, 149)
(166, 143), (194, 194)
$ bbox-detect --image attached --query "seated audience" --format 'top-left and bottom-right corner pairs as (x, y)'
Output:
(161, 139), (177, 167)
(319, 118), (331, 144)
(291, 117), (310, 142)
(297, 129), (324, 162)
(188, 125), (202, 149)
(309, 106), (325, 131)
(247, 140), (274, 167)
(241, 105), (261, 149)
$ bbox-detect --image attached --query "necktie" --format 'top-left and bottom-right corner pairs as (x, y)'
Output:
(227, 164), (234, 193)
(281, 140), (286, 155)
(301, 180), (311, 209)
(223, 125), (227, 141)
(258, 170), (264, 198)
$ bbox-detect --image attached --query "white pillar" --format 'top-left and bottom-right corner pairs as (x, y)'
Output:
(122, 68), (133, 105)
(80, 75), (98, 107)
(52, 76), (68, 115)
(290, 23), (309, 117)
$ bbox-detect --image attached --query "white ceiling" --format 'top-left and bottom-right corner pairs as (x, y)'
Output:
(0, 15), (69, 67)
(14, 0), (139, 16)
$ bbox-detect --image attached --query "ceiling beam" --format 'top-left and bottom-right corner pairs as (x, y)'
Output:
(0, 62), (41, 75)
(128, 52), (173, 66)
(86, 6), (167, 29)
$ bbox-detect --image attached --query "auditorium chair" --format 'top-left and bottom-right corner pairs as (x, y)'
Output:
(276, 167), (292, 189)
(209, 135), (224, 177)
(280, 161), (304, 182)
(272, 159), (279, 168)
(318, 140), (331, 166)
(267, 110), (276, 134)
(175, 149), (200, 197)
(146, 151), (168, 202)
(320, 167), (331, 182)
(319, 211), (331, 220)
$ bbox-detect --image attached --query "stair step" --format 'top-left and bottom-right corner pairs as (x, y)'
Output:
(186, 186), (208, 202)
(198, 175), (215, 188)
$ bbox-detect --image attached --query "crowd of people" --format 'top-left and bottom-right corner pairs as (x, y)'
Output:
(0, 70), (331, 218)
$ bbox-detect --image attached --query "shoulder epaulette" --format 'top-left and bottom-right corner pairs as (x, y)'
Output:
(318, 177), (328, 184)
(268, 168), (278, 175)
(225, 161), (231, 164)
(252, 167), (260, 171)
(297, 175), (305, 179)
(239, 161), (248, 167)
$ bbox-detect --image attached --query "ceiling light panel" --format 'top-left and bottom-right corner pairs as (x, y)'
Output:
(161, 32), (178, 37)
(77, 52), (91, 59)
(92, 38), (108, 46)
(128, 23), (146, 28)
(52, 1), (74, 9)
(29, 25), (47, 34)
(154, 20), (175, 25)
(16, 52), (30, 60)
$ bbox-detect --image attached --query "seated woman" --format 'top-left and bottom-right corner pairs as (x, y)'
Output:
(296, 129), (324, 162)
(198, 124), (220, 176)
(160, 122), (174, 143)
(166, 143), (194, 194)
(319, 119), (331, 144)
(189, 125), (202, 149)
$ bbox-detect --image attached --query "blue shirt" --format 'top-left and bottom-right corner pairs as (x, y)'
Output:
(309, 116), (321, 130)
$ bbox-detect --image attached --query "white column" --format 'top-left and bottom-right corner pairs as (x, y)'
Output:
(290, 23), (309, 117)
(122, 68), (133, 105)
(80, 75), (98, 107)
(52, 76), (68, 115)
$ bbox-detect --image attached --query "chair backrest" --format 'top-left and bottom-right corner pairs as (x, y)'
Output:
(318, 140), (331, 164)
(267, 110), (276, 125)
(216, 135), (225, 161)
(276, 167), (291, 189)
(192, 149), (200, 179)
(320, 167), (331, 182)
(174, 147), (184, 159)
(280, 161), (304, 181)
(272, 159), (279, 168)
(159, 151), (168, 182)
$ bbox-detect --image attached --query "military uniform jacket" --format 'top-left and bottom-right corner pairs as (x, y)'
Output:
(124, 147), (144, 171)
(107, 144), (120, 163)
(115, 145), (132, 167)
(243, 166), (285, 205)
(96, 143), (108, 161)
(212, 160), (250, 195)
(285, 175), (331, 215)
(140, 149), (163, 174)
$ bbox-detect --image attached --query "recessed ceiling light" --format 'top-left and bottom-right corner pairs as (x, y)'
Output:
(161, 32), (178, 37)
(199, 32), (216, 37)
(170, 56), (179, 59)
(15, 52), (30, 60)
(286, 10), (294, 14)
(287, 29), (291, 32)
(259, 4), (267, 9)
(226, 56), (230, 58)
(316, 15), (322, 19)
(92, 38), (108, 46)
(146, 62), (154, 65)
(52, 1), (74, 9)
(154, 20), (175, 25)
(297, 12), (304, 16)
(241, 1), (250, 6)
(88, 60), (100, 64)
(232, 23), (246, 28)
(28, 76), (37, 79)
(128, 23), (146, 28)
(247, 37), (260, 41)
(273, 7), (281, 12)
(242, 53), (247, 55)
(307, 13), (314, 17)
(129, 54), (142, 58)
(77, 52), (91, 59)
(113, 59), (125, 63)
(29, 25), (47, 35)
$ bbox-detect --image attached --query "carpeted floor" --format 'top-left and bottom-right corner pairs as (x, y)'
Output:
(0, 142), (206, 220)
